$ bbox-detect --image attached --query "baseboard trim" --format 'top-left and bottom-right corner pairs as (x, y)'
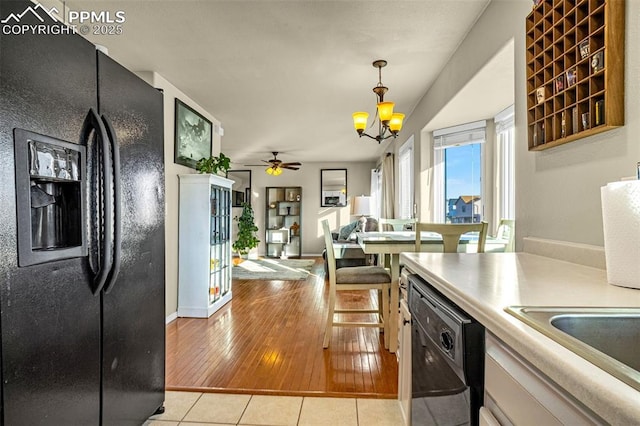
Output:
(166, 311), (178, 324)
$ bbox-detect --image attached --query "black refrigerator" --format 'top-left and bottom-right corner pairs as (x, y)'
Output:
(0, 1), (165, 424)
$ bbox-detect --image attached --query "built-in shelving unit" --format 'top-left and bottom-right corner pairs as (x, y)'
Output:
(178, 174), (233, 317)
(526, 0), (624, 151)
(265, 186), (302, 258)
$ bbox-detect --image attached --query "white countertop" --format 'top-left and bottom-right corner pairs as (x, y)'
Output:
(400, 252), (640, 425)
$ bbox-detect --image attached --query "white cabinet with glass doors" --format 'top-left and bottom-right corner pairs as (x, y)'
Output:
(178, 174), (233, 317)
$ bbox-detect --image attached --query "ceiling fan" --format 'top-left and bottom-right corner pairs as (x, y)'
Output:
(245, 152), (302, 175)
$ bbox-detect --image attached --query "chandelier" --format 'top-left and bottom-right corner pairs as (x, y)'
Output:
(352, 60), (405, 143)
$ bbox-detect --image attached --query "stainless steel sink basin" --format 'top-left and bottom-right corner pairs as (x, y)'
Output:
(505, 307), (640, 392)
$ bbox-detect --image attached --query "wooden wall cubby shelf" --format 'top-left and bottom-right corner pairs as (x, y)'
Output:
(526, 0), (624, 151)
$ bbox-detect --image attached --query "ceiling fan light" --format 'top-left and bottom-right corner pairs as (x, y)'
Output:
(274, 167), (283, 176)
(389, 113), (405, 133)
(352, 112), (369, 133)
(266, 167), (274, 175)
(377, 101), (394, 123)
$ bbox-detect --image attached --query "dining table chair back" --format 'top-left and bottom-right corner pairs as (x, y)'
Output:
(415, 221), (489, 253)
(321, 220), (391, 349)
(378, 218), (416, 232)
(496, 219), (515, 252)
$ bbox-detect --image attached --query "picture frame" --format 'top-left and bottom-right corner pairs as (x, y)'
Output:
(174, 98), (212, 169)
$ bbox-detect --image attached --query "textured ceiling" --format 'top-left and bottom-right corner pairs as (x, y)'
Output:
(69, 0), (508, 167)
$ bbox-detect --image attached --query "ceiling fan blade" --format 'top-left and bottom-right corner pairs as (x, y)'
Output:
(283, 166), (300, 170)
(280, 162), (301, 167)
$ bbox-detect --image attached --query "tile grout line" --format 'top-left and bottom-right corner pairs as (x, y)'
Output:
(181, 392), (204, 423)
(296, 396), (305, 426)
(236, 394), (253, 425)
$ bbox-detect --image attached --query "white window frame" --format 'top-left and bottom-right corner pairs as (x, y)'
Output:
(370, 167), (382, 220)
(495, 105), (515, 221)
(433, 121), (486, 223)
(398, 137), (414, 220)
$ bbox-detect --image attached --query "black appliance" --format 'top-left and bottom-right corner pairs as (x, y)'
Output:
(0, 1), (165, 424)
(408, 274), (484, 426)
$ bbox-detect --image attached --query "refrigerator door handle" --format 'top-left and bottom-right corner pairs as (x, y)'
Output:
(80, 108), (113, 295)
(102, 115), (121, 294)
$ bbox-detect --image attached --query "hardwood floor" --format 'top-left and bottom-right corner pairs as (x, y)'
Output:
(166, 258), (399, 398)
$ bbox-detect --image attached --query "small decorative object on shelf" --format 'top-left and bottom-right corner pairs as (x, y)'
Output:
(591, 51), (604, 73)
(555, 75), (564, 93)
(296, 194), (301, 201)
(595, 100), (605, 126)
(581, 112), (590, 131)
(572, 107), (579, 134)
(565, 69), (576, 87)
(561, 111), (566, 138)
(536, 87), (545, 104)
(579, 39), (590, 59)
(290, 221), (300, 236)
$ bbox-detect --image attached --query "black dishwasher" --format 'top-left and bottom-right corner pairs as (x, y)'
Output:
(408, 274), (485, 426)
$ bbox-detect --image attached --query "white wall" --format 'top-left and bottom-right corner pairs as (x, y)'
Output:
(137, 72), (222, 317)
(516, 1), (640, 248)
(387, 0), (639, 251)
(244, 161), (375, 256)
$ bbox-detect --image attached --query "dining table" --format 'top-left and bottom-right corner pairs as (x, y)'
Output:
(356, 230), (508, 352)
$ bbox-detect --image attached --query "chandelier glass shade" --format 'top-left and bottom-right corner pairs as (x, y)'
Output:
(265, 166), (283, 176)
(352, 60), (405, 143)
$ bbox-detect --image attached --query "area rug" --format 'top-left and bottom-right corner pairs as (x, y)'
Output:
(232, 258), (315, 281)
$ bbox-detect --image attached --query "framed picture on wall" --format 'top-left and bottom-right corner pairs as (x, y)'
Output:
(174, 98), (212, 169)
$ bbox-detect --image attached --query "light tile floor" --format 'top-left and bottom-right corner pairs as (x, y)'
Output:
(145, 391), (404, 426)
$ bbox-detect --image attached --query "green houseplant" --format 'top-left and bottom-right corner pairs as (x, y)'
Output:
(196, 152), (231, 175)
(232, 202), (260, 261)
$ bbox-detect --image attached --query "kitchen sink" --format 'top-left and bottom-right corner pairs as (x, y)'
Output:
(505, 306), (640, 392)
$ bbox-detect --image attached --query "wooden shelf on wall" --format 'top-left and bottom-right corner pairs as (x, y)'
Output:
(525, 0), (624, 151)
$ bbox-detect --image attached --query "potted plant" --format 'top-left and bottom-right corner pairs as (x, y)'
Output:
(196, 152), (231, 175)
(232, 202), (260, 264)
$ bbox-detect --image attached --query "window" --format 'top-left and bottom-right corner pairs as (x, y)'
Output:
(398, 137), (414, 219)
(433, 121), (485, 223)
(495, 105), (515, 220)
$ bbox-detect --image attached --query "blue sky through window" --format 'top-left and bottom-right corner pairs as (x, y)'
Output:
(444, 143), (481, 210)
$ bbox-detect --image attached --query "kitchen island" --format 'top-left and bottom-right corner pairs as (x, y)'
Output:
(400, 252), (640, 425)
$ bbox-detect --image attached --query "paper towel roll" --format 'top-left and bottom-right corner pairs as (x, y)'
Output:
(601, 180), (640, 289)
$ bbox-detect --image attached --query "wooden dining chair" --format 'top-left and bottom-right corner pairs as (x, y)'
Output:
(415, 221), (489, 253)
(496, 219), (515, 252)
(378, 218), (416, 231)
(321, 220), (391, 349)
